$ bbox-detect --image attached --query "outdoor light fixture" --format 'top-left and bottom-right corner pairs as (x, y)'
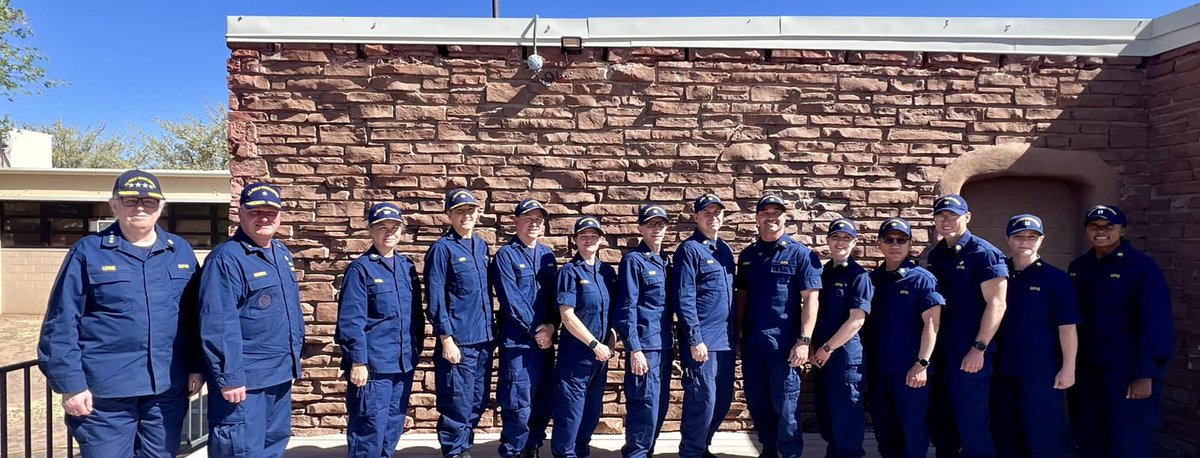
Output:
(561, 36), (584, 54)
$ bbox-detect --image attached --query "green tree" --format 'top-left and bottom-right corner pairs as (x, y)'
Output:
(1, 0), (62, 132)
(137, 104), (228, 170)
(35, 120), (144, 168)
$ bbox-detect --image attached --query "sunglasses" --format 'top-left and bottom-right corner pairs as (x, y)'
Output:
(119, 197), (161, 209)
(881, 237), (910, 245)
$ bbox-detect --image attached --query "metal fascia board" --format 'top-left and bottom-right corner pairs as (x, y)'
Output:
(227, 16), (590, 46)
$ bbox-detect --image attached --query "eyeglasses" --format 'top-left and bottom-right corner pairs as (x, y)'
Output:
(642, 220), (668, 229)
(119, 197), (161, 209)
(881, 237), (910, 245)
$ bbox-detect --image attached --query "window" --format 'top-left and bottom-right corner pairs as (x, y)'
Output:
(1, 201), (230, 248)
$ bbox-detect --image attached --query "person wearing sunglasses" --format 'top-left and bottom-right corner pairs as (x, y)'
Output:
(552, 216), (618, 458)
(991, 214), (1079, 458)
(335, 203), (424, 458)
(867, 217), (944, 458)
(811, 218), (873, 457)
(1066, 205), (1173, 458)
(615, 204), (673, 458)
(199, 182), (305, 457)
(736, 194), (823, 458)
(672, 193), (737, 458)
(425, 188), (494, 458)
(38, 170), (202, 458)
(924, 194), (1008, 458)
(492, 198), (558, 458)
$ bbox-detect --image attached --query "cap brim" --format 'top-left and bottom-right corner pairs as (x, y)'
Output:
(828, 229), (857, 237)
(242, 200), (282, 209)
(696, 202), (725, 211)
(1007, 228), (1044, 236)
(639, 215), (669, 225)
(515, 207), (549, 218)
(575, 227), (604, 235)
(1083, 216), (1122, 226)
(757, 203), (787, 213)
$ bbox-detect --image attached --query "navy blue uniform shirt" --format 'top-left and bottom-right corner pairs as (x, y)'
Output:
(615, 242), (673, 352)
(815, 258), (874, 366)
(199, 228), (305, 390)
(424, 229), (493, 345)
(868, 259), (945, 374)
(926, 231), (1008, 359)
(1068, 240), (1173, 379)
(556, 255), (617, 361)
(996, 258), (1080, 378)
(336, 247), (424, 374)
(38, 225), (199, 397)
(735, 235), (823, 351)
(672, 230), (735, 351)
(491, 237), (559, 349)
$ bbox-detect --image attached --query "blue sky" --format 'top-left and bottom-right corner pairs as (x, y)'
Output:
(4, 0), (1196, 136)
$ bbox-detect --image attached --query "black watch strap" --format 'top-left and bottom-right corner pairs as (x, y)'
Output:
(916, 357), (930, 368)
(588, 339), (600, 349)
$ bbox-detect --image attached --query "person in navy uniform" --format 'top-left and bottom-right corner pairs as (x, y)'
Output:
(336, 203), (424, 458)
(615, 204), (673, 458)
(552, 216), (618, 458)
(37, 170), (202, 458)
(736, 194), (823, 458)
(991, 214), (1079, 458)
(672, 193), (737, 458)
(199, 182), (305, 457)
(492, 198), (558, 458)
(425, 188), (494, 458)
(811, 218), (873, 458)
(867, 217), (944, 458)
(924, 194), (1008, 458)
(1067, 205), (1173, 458)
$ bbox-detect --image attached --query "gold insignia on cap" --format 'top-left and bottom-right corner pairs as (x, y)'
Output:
(938, 196), (962, 207)
(124, 176), (158, 189)
(450, 190), (472, 200)
(247, 184), (280, 197)
(1014, 216), (1039, 227)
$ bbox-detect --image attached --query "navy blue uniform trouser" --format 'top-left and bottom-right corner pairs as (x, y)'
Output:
(1068, 366), (1160, 458)
(743, 349), (805, 458)
(434, 341), (494, 457)
(498, 346), (556, 458)
(65, 385), (189, 458)
(868, 370), (932, 458)
(990, 372), (1069, 458)
(678, 349), (734, 458)
(346, 371), (416, 458)
(929, 360), (994, 458)
(814, 361), (867, 458)
(207, 381), (293, 458)
(621, 349), (673, 458)
(552, 357), (608, 458)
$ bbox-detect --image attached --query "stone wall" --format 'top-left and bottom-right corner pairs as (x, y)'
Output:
(226, 41), (1190, 454)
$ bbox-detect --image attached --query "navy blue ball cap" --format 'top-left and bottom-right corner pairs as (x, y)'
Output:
(1083, 205), (1126, 226)
(445, 188), (481, 212)
(573, 216), (603, 235)
(1006, 214), (1044, 236)
(878, 217), (913, 238)
(515, 198), (548, 218)
(240, 182), (282, 209)
(933, 194), (969, 215)
(368, 203), (404, 226)
(112, 170), (164, 199)
(638, 204), (669, 225)
(827, 218), (858, 238)
(692, 193), (725, 213)
(756, 194), (788, 213)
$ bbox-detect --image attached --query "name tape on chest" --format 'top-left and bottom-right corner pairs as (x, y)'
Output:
(102, 265), (117, 272)
(253, 271), (269, 278)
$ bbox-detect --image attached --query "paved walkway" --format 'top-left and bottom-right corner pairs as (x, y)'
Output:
(186, 431), (921, 457)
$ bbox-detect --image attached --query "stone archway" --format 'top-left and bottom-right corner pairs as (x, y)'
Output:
(937, 144), (1121, 266)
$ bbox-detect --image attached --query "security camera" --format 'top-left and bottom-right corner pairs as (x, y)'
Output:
(526, 54), (544, 71)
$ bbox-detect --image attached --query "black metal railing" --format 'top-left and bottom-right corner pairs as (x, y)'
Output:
(0, 360), (207, 457)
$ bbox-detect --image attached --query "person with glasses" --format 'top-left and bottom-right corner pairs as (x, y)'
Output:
(552, 216), (618, 458)
(199, 182), (305, 457)
(867, 217), (944, 458)
(336, 203), (424, 458)
(811, 218), (873, 458)
(672, 193), (737, 458)
(736, 194), (823, 458)
(492, 198), (558, 458)
(425, 188), (494, 458)
(38, 170), (203, 458)
(924, 194), (1008, 458)
(1067, 205), (1173, 458)
(991, 214), (1079, 458)
(615, 204), (673, 458)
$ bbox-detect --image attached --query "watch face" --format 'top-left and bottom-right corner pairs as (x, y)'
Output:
(974, 342), (987, 350)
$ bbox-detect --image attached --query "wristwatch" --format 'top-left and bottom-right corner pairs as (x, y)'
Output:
(915, 357), (930, 368)
(588, 339), (600, 349)
(973, 341), (988, 351)
(797, 336), (812, 345)
(822, 344), (833, 353)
